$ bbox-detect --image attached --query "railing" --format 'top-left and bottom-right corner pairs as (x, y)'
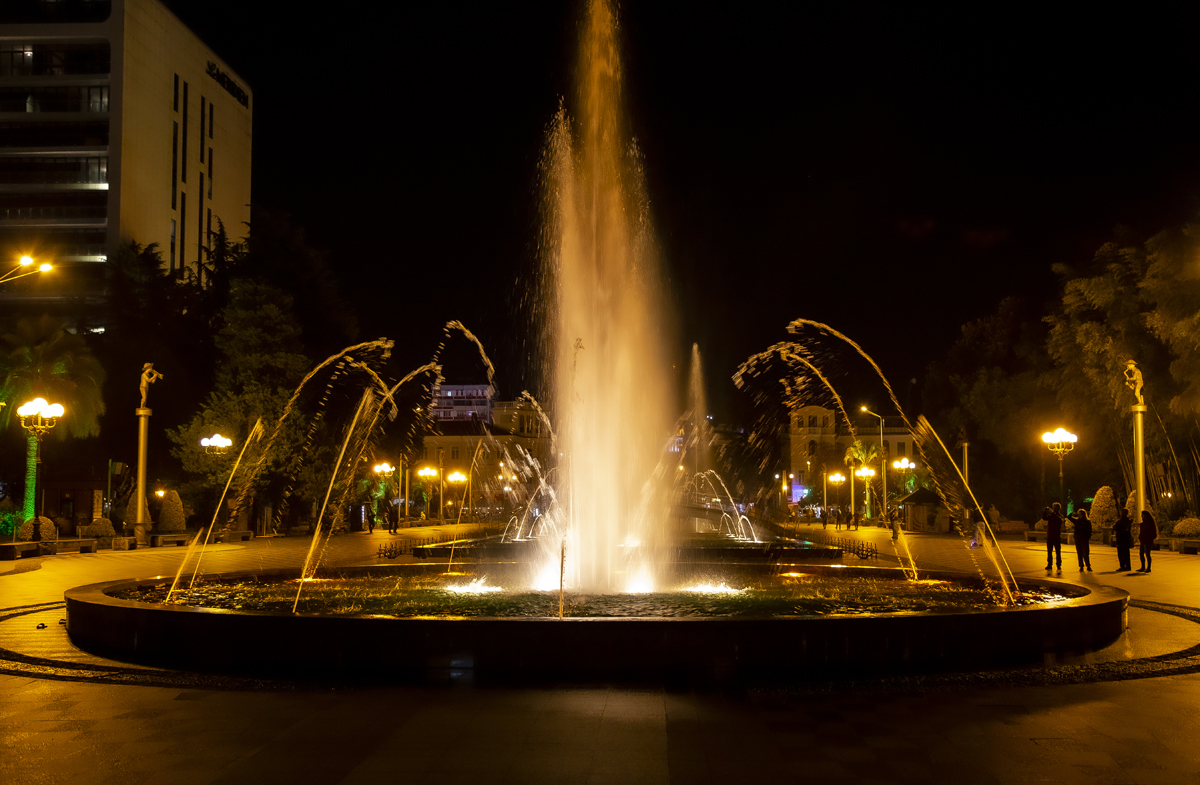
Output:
(793, 529), (878, 560)
(376, 522), (507, 560)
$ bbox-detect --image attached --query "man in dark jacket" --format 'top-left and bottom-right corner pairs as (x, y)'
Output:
(1071, 508), (1093, 571)
(1114, 507), (1134, 571)
(1043, 502), (1064, 573)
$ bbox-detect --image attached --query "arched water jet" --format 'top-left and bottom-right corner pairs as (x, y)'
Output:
(912, 415), (1021, 605)
(787, 318), (916, 433)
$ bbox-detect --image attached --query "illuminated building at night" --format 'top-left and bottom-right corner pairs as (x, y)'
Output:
(0, 0), (251, 306)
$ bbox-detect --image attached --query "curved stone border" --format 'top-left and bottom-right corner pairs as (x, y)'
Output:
(63, 565), (1128, 684)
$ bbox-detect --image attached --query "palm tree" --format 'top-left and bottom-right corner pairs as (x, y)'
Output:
(0, 315), (106, 521)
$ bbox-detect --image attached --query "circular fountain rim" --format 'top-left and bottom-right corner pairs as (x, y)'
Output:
(63, 564), (1128, 685)
(68, 562), (1100, 622)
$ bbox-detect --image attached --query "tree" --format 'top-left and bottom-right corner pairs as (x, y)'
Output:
(0, 315), (106, 521)
(168, 281), (312, 524)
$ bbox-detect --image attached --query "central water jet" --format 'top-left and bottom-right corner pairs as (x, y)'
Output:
(546, 0), (674, 591)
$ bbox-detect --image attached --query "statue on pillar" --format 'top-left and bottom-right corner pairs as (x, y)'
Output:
(139, 363), (163, 408)
(1123, 360), (1144, 406)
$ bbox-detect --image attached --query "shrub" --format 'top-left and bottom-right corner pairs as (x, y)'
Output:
(17, 516), (57, 541)
(1172, 518), (1200, 537)
(79, 518), (116, 539)
(123, 488), (152, 528)
(0, 506), (18, 537)
(157, 490), (186, 533)
(1092, 486), (1118, 530)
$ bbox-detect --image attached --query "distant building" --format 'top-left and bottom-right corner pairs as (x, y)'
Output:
(430, 384), (495, 422)
(0, 0), (252, 306)
(421, 393), (553, 515)
(787, 405), (914, 505)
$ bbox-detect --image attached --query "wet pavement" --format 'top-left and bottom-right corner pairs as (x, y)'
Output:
(2, 523), (1199, 784)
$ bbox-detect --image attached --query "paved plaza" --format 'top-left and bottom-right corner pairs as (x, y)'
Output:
(2, 524), (1200, 784)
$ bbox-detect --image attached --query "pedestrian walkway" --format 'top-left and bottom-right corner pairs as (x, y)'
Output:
(2, 525), (1199, 784)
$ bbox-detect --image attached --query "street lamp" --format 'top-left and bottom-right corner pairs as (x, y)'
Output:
(1042, 428), (1077, 508)
(374, 461), (398, 529)
(418, 466), (438, 520)
(892, 457), (917, 493)
(855, 465), (876, 517)
(201, 433), (232, 454)
(829, 473), (845, 514)
(18, 398), (64, 518)
(862, 406), (886, 521)
(2, 255), (52, 285)
(448, 470), (468, 521)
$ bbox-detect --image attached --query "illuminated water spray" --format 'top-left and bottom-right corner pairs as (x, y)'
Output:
(545, 0), (673, 591)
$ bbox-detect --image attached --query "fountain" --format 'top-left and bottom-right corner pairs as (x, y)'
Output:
(62, 0), (1127, 683)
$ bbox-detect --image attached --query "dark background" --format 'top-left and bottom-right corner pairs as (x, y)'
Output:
(161, 1), (1200, 422)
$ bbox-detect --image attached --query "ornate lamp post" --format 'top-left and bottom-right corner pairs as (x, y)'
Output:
(18, 398), (64, 519)
(828, 473), (845, 513)
(1042, 428), (1078, 508)
(374, 461), (398, 528)
(892, 457), (918, 493)
(418, 466), (438, 520)
(862, 407), (886, 520)
(855, 465), (876, 518)
(201, 434), (232, 454)
(448, 470), (468, 520)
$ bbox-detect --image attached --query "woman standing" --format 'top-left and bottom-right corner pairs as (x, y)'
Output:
(1113, 507), (1133, 572)
(1138, 510), (1159, 573)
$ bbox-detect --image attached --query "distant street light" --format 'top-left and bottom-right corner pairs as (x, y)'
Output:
(862, 406), (886, 520)
(829, 473), (846, 512)
(1042, 428), (1078, 508)
(4, 255), (52, 285)
(201, 433), (232, 454)
(418, 465), (439, 519)
(18, 398), (64, 518)
(855, 465), (876, 518)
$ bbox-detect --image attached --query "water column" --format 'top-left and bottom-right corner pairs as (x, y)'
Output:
(549, 0), (673, 590)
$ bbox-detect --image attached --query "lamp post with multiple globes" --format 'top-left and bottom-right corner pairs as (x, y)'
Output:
(18, 398), (64, 520)
(1042, 428), (1078, 508)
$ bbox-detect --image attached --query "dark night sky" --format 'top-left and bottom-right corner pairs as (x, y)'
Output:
(162, 1), (1200, 422)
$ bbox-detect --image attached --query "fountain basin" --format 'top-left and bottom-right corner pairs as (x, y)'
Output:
(65, 565), (1127, 684)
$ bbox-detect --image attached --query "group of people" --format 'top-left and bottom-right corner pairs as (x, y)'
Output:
(1040, 502), (1159, 574)
(819, 507), (860, 531)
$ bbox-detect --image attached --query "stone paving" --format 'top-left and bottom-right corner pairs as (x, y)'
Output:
(1, 523), (1199, 784)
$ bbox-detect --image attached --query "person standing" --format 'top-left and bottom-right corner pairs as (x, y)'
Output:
(1138, 509), (1159, 573)
(820, 507), (828, 529)
(1072, 508), (1093, 571)
(1113, 507), (1133, 571)
(1043, 503), (1064, 573)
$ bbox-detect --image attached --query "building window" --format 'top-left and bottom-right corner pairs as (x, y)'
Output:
(179, 192), (186, 267)
(170, 121), (178, 209)
(808, 415), (817, 428)
(451, 446), (460, 460)
(207, 149), (212, 197)
(169, 219), (176, 270)
(822, 416), (829, 427)
(808, 440), (816, 456)
(199, 96), (205, 160)
(180, 82), (188, 182)
(197, 178), (204, 265)
(208, 103), (213, 138)
(173, 73), (178, 111)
